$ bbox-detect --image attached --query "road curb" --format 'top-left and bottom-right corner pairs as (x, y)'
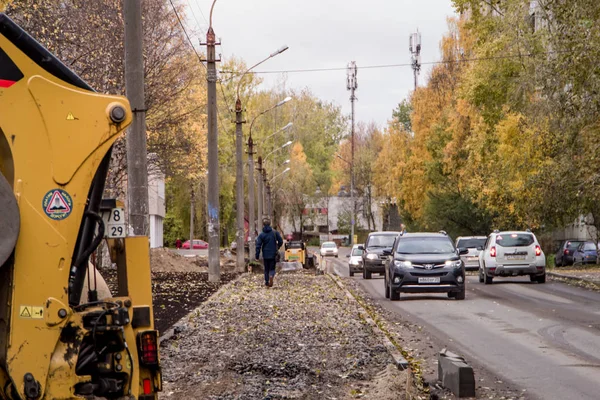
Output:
(547, 271), (600, 284)
(326, 270), (410, 371)
(159, 271), (247, 344)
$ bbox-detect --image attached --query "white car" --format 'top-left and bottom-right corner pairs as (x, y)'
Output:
(478, 230), (546, 284)
(320, 241), (338, 258)
(346, 244), (364, 277)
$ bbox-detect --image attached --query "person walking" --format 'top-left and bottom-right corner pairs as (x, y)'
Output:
(175, 238), (182, 249)
(256, 218), (283, 287)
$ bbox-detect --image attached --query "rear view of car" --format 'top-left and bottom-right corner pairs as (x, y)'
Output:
(554, 239), (584, 267)
(479, 231), (546, 284)
(455, 236), (487, 271)
(573, 241), (598, 265)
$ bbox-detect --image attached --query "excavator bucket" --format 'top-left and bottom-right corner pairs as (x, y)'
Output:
(0, 171), (18, 266)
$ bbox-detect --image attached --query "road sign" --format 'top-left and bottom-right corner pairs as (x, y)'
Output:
(101, 207), (126, 238)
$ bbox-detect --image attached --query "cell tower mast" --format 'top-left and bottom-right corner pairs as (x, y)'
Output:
(409, 30), (422, 90)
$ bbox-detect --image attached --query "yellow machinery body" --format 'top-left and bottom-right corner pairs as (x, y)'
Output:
(0, 14), (161, 399)
(284, 241), (306, 266)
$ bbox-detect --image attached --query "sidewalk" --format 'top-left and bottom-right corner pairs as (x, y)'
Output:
(548, 267), (600, 289)
(159, 270), (418, 399)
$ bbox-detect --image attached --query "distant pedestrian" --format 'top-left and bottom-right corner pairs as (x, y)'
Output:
(400, 224), (407, 236)
(256, 218), (283, 287)
(175, 238), (182, 249)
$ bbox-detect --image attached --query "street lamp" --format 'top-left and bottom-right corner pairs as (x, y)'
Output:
(270, 167), (291, 182)
(232, 46), (289, 269)
(265, 140), (293, 160)
(247, 98), (292, 261)
(260, 122), (293, 143)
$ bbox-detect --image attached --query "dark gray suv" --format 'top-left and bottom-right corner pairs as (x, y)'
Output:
(361, 231), (401, 279)
(384, 232), (468, 301)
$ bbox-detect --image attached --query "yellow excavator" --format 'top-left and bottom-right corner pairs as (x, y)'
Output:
(0, 14), (161, 399)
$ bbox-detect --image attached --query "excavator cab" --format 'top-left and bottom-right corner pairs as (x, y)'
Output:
(0, 14), (161, 399)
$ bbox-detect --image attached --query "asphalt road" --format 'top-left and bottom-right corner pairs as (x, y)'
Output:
(326, 247), (600, 400)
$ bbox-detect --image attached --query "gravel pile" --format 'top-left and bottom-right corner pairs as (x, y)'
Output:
(159, 271), (414, 399)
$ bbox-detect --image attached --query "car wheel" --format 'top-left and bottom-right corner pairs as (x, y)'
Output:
(537, 273), (546, 284)
(447, 291), (456, 298)
(349, 270), (354, 277)
(390, 287), (400, 301)
(455, 287), (466, 300)
(362, 269), (366, 279)
(384, 276), (390, 299)
(478, 269), (484, 283)
(484, 274), (493, 285)
(365, 270), (372, 280)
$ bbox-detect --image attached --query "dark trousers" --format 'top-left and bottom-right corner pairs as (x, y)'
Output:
(263, 258), (276, 285)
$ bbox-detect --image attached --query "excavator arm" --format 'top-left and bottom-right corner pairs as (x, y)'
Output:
(0, 14), (161, 399)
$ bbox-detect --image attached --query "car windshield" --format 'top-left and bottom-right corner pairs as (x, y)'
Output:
(496, 233), (534, 247)
(367, 235), (396, 248)
(457, 238), (486, 249)
(396, 237), (455, 254)
(351, 248), (364, 256)
(322, 243), (336, 248)
(583, 242), (597, 251)
(566, 241), (583, 249)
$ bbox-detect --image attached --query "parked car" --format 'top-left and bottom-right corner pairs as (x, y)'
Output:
(346, 244), (364, 277)
(182, 239), (208, 250)
(455, 236), (487, 271)
(554, 239), (584, 266)
(384, 232), (467, 301)
(478, 230), (546, 284)
(573, 241), (598, 265)
(320, 241), (338, 258)
(361, 231), (401, 279)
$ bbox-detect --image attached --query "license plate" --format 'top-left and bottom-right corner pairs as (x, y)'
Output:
(505, 255), (526, 260)
(418, 277), (440, 284)
(467, 256), (478, 261)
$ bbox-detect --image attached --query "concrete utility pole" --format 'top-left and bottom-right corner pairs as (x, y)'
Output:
(233, 45), (288, 269)
(409, 30), (422, 90)
(247, 136), (256, 261)
(203, 2), (220, 282)
(234, 99), (245, 272)
(189, 187), (195, 246)
(123, 0), (149, 236)
(257, 157), (264, 228)
(346, 61), (357, 246)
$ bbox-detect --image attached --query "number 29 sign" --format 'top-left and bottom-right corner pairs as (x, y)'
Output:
(101, 208), (126, 238)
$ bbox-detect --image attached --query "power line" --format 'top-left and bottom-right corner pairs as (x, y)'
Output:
(219, 49), (571, 76)
(186, 0), (207, 33)
(168, 0), (205, 70)
(192, 0), (210, 27)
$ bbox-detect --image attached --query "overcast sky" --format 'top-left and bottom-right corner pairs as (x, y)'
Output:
(184, 0), (457, 128)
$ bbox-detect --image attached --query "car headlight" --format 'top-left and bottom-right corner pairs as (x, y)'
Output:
(350, 260), (358, 266)
(366, 253), (378, 260)
(394, 260), (413, 269)
(445, 260), (462, 268)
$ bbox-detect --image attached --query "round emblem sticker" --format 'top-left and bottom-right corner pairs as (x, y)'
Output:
(42, 189), (73, 220)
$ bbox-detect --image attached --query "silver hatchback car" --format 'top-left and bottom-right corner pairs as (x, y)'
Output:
(455, 236), (487, 271)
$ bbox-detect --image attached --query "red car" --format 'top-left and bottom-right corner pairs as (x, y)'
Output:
(181, 239), (208, 249)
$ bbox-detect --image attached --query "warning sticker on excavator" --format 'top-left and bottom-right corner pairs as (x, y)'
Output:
(32, 307), (44, 319)
(19, 306), (44, 319)
(42, 189), (73, 220)
(19, 306), (31, 318)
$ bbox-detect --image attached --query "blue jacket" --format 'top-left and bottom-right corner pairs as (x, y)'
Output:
(256, 226), (283, 260)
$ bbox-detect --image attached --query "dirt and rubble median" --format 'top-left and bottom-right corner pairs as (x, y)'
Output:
(100, 248), (242, 334)
(159, 271), (420, 399)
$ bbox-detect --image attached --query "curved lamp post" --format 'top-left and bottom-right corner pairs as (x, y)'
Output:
(232, 46), (288, 268)
(246, 97), (292, 261)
